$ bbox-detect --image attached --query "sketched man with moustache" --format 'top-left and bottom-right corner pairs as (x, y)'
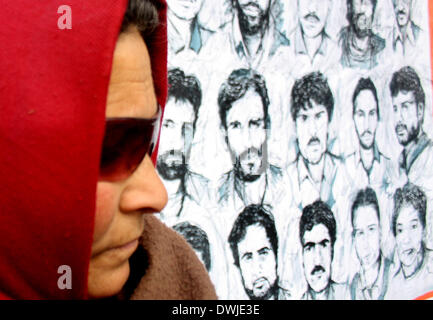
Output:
(299, 201), (350, 300)
(157, 68), (211, 222)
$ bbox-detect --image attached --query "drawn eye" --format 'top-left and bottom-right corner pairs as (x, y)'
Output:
(230, 121), (241, 129)
(397, 227), (403, 234)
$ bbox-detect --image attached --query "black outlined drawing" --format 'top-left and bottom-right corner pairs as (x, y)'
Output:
(157, 68), (211, 221)
(386, 183), (433, 299)
(391, 0), (422, 57)
(288, 0), (339, 73)
(339, 0), (385, 69)
(345, 77), (396, 194)
(199, 0), (290, 71)
(350, 187), (393, 300)
(228, 204), (291, 300)
(287, 71), (346, 210)
(216, 69), (288, 235)
(299, 201), (350, 300)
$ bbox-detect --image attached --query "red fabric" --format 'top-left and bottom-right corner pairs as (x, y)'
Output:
(0, 0), (168, 299)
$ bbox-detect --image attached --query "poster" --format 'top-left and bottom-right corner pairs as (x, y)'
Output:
(156, 0), (433, 300)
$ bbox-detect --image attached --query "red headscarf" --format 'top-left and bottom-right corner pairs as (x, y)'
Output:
(0, 0), (167, 299)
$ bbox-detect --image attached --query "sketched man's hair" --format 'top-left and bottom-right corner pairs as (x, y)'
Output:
(346, 0), (377, 25)
(390, 66), (425, 107)
(218, 69), (270, 130)
(173, 221), (211, 271)
(228, 204), (278, 268)
(392, 183), (427, 236)
(121, 0), (161, 37)
(291, 72), (334, 122)
(351, 187), (380, 229)
(352, 77), (380, 119)
(168, 68), (202, 131)
(299, 200), (337, 258)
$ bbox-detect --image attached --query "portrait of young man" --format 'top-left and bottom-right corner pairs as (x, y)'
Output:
(339, 0), (385, 70)
(299, 201), (350, 300)
(350, 188), (393, 300)
(345, 77), (396, 193)
(287, 71), (348, 211)
(228, 204), (291, 300)
(215, 68), (292, 238)
(0, 0), (217, 300)
(200, 0), (290, 71)
(288, 0), (340, 76)
(156, 67), (212, 224)
(390, 0), (424, 58)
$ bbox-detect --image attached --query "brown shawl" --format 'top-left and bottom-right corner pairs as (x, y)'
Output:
(120, 214), (217, 300)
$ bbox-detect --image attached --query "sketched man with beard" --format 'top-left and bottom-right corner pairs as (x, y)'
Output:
(339, 0), (385, 70)
(215, 69), (289, 239)
(157, 68), (211, 224)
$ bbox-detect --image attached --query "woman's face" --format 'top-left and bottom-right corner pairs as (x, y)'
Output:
(88, 26), (168, 299)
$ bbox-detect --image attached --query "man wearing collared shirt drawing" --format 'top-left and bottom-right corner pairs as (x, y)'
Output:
(288, 0), (339, 77)
(300, 201), (350, 300)
(350, 188), (394, 300)
(167, 0), (214, 58)
(391, 0), (422, 58)
(346, 77), (397, 194)
(390, 66), (433, 250)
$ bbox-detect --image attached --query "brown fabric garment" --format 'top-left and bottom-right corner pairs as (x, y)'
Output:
(127, 215), (217, 300)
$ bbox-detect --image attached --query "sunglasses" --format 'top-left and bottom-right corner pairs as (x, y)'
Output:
(99, 105), (161, 182)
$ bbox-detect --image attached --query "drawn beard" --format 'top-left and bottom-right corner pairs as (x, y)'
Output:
(244, 278), (278, 300)
(237, 2), (269, 36)
(156, 150), (187, 181)
(395, 122), (420, 147)
(234, 146), (266, 182)
(353, 13), (372, 38)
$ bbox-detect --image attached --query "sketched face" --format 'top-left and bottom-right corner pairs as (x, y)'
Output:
(238, 224), (277, 300)
(157, 98), (195, 180)
(353, 205), (381, 270)
(296, 101), (329, 165)
(226, 89), (267, 182)
(354, 90), (378, 150)
(302, 223), (332, 293)
(392, 91), (423, 147)
(236, 0), (271, 36)
(298, 0), (331, 38)
(351, 0), (374, 38)
(167, 0), (204, 21)
(393, 0), (412, 28)
(395, 204), (424, 268)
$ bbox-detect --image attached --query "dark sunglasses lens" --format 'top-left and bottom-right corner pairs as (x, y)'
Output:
(99, 117), (158, 181)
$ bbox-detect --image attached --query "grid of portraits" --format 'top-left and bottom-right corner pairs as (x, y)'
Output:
(156, 0), (433, 300)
